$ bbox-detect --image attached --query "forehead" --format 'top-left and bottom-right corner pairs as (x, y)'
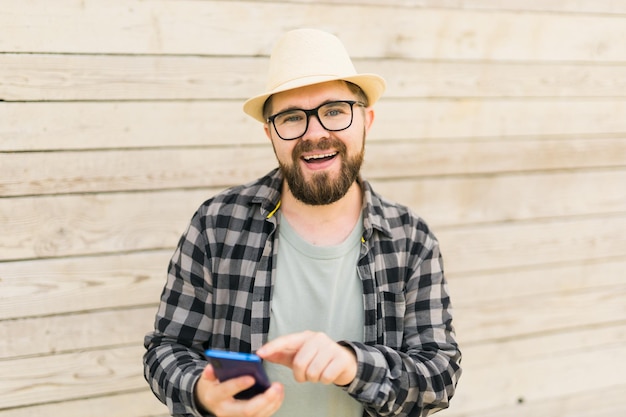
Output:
(269, 81), (355, 112)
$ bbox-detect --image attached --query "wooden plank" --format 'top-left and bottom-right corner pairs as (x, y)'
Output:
(371, 100), (626, 141)
(0, 251), (169, 320)
(442, 384), (626, 417)
(4, 143), (626, 197)
(447, 257), (626, 306)
(3, 54), (626, 102)
(447, 324), (626, 415)
(438, 214), (626, 273)
(0, 190), (202, 261)
(3, 100), (626, 151)
(454, 282), (626, 343)
(0, 390), (168, 417)
(373, 59), (626, 99)
(0, 345), (146, 409)
(1, 187), (626, 269)
(265, 0), (626, 15)
(2, 1), (626, 62)
(440, 0), (626, 15)
(374, 169), (626, 228)
(446, 0), (626, 15)
(0, 54), (266, 102)
(0, 307), (156, 359)
(0, 146), (275, 197)
(365, 138), (626, 176)
(0, 101), (264, 151)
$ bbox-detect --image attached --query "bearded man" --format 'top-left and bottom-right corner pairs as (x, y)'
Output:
(143, 28), (462, 417)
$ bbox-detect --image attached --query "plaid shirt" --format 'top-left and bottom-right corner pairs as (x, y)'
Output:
(143, 168), (461, 417)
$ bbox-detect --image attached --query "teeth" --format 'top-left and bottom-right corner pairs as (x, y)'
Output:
(303, 152), (337, 161)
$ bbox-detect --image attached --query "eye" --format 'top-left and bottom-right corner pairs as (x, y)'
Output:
(322, 102), (350, 118)
(276, 111), (304, 125)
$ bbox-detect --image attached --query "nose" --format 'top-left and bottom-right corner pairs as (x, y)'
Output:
(302, 112), (328, 140)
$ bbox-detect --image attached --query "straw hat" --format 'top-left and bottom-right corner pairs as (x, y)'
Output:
(243, 28), (386, 123)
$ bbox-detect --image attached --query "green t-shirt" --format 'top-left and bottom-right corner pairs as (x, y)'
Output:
(264, 213), (365, 417)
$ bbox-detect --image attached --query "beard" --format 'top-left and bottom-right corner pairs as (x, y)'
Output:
(277, 135), (365, 206)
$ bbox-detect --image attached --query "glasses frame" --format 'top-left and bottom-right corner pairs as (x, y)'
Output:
(266, 100), (365, 141)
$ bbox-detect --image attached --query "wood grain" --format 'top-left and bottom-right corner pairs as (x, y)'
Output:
(443, 384), (626, 417)
(0, 307), (156, 359)
(0, 345), (146, 409)
(454, 283), (626, 343)
(2, 1), (626, 61)
(3, 100), (626, 151)
(0, 251), (169, 320)
(0, 390), (167, 417)
(2, 54), (626, 102)
(2, 1), (625, 416)
(448, 324), (626, 415)
(250, 0), (626, 15)
(448, 257), (626, 305)
(438, 214), (626, 273)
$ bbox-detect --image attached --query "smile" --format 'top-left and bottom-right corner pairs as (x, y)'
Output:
(302, 152), (338, 163)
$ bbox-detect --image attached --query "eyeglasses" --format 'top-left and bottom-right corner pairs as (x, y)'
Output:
(267, 100), (365, 141)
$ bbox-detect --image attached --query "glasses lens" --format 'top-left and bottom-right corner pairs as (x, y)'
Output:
(318, 101), (353, 131)
(273, 109), (307, 140)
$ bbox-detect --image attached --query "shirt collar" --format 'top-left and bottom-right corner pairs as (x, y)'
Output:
(251, 168), (393, 239)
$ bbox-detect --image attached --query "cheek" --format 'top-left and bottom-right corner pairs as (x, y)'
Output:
(345, 131), (366, 154)
(271, 139), (297, 161)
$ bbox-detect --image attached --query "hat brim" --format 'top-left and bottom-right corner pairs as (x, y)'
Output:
(243, 73), (386, 123)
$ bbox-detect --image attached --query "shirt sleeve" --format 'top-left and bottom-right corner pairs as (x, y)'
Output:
(341, 236), (462, 417)
(143, 210), (215, 417)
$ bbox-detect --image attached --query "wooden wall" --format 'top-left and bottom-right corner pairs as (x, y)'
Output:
(1, 1), (625, 416)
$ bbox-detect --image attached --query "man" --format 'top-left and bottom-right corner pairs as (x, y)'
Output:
(144, 28), (461, 417)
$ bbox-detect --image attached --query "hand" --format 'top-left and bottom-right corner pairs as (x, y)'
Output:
(257, 331), (357, 386)
(194, 364), (284, 417)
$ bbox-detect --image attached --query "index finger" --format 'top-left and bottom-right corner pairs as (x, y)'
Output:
(257, 331), (310, 357)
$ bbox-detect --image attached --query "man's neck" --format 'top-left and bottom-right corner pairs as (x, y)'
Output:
(280, 181), (363, 246)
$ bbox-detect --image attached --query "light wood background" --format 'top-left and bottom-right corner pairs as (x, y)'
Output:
(1, 1), (625, 416)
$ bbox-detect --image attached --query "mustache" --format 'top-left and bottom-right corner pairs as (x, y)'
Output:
(292, 137), (347, 158)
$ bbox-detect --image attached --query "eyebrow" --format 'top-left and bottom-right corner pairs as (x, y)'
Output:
(273, 99), (347, 115)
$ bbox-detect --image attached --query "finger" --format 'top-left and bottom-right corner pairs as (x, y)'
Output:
(198, 375), (257, 416)
(290, 333), (331, 382)
(258, 331), (311, 357)
(217, 383), (284, 417)
(318, 355), (347, 385)
(297, 340), (356, 385)
(294, 345), (336, 382)
(258, 333), (310, 368)
(323, 346), (357, 386)
(291, 345), (320, 382)
(201, 364), (218, 381)
(220, 375), (256, 399)
(242, 383), (284, 417)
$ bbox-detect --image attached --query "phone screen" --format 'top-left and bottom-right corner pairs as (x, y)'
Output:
(204, 349), (271, 399)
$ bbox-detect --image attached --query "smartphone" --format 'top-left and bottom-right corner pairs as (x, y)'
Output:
(204, 349), (271, 399)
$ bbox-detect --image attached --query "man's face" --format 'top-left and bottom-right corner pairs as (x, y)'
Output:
(264, 81), (374, 205)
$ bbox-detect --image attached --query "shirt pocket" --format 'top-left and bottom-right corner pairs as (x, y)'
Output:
(377, 290), (406, 348)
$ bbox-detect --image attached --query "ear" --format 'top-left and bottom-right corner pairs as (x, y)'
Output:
(264, 123), (273, 141)
(363, 107), (375, 134)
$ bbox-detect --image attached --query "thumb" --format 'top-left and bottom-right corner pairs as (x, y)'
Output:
(201, 364), (218, 382)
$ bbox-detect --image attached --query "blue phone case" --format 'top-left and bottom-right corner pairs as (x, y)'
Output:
(204, 349), (271, 399)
